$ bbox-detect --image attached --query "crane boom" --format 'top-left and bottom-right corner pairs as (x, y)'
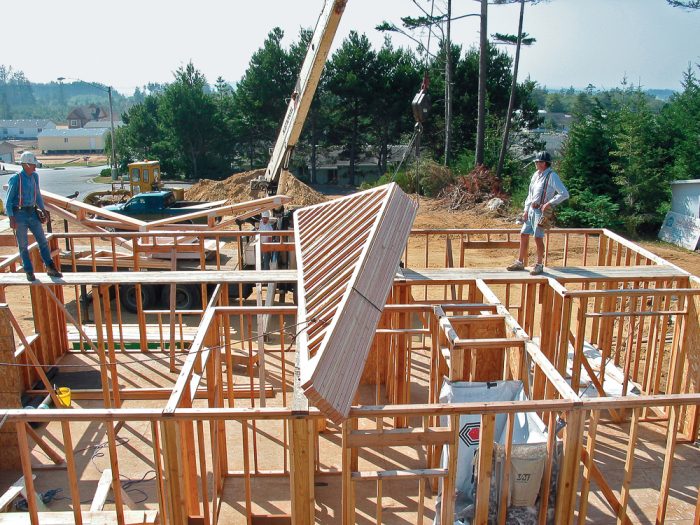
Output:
(251, 0), (348, 194)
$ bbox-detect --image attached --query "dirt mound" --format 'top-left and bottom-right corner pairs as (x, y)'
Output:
(185, 169), (327, 207)
(185, 169), (263, 203)
(277, 170), (327, 207)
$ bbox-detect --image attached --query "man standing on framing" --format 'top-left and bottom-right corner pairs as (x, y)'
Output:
(507, 151), (569, 275)
(6, 151), (63, 281)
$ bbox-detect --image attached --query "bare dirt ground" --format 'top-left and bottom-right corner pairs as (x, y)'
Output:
(38, 154), (109, 167)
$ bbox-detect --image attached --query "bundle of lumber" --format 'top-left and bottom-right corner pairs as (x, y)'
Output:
(295, 183), (418, 422)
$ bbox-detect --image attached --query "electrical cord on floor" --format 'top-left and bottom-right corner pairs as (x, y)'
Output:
(19, 438), (157, 510)
(14, 488), (66, 511)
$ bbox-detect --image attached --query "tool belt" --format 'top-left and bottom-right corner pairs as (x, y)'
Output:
(13, 205), (37, 212)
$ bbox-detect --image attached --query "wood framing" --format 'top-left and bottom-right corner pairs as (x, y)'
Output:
(1, 220), (700, 524)
(295, 183), (417, 422)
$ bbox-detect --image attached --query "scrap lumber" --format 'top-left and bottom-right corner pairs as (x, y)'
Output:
(295, 183), (417, 422)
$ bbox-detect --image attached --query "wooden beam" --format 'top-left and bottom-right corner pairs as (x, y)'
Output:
(474, 414), (496, 523)
(0, 307), (22, 469)
(0, 475), (35, 512)
(289, 418), (315, 525)
(0, 511), (158, 525)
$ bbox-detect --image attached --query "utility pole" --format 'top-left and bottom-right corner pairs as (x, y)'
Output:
(475, 0), (488, 166)
(444, 0), (452, 166)
(107, 86), (118, 181)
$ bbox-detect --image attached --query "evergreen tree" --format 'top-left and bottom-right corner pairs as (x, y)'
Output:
(557, 102), (620, 228)
(231, 28), (297, 169)
(658, 66), (700, 181)
(326, 31), (379, 185)
(370, 38), (422, 174)
(158, 62), (226, 178)
(610, 89), (668, 234)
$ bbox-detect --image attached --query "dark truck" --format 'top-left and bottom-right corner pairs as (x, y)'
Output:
(103, 190), (225, 223)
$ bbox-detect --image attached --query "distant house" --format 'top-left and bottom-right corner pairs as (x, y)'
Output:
(0, 119), (57, 139)
(0, 141), (17, 163)
(311, 145), (409, 185)
(66, 105), (109, 128)
(38, 128), (109, 153)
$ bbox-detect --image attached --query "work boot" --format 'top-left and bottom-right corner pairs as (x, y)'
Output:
(506, 260), (525, 271)
(26, 272), (36, 282)
(46, 264), (63, 278)
(530, 263), (544, 275)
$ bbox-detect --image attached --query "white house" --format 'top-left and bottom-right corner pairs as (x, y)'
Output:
(670, 180), (700, 218)
(0, 119), (57, 139)
(38, 128), (109, 154)
(0, 141), (16, 163)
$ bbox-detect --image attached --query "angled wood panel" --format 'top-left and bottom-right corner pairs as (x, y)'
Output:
(295, 183), (417, 422)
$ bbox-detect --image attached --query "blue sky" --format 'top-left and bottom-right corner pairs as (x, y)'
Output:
(7, 0), (699, 94)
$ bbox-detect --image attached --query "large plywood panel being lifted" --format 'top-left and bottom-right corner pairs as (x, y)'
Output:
(295, 183), (418, 422)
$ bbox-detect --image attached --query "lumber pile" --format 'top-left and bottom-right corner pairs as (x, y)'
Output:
(295, 183), (418, 422)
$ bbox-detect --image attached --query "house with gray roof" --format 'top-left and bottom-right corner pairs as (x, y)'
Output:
(309, 145), (410, 185)
(84, 120), (124, 129)
(0, 119), (57, 139)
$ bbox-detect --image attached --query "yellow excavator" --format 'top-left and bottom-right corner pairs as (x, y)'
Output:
(83, 160), (185, 206)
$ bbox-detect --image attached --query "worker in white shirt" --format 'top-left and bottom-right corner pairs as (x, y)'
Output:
(506, 151), (569, 275)
(259, 210), (275, 270)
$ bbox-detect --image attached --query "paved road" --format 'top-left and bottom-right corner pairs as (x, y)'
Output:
(0, 164), (111, 200)
(1, 164), (191, 202)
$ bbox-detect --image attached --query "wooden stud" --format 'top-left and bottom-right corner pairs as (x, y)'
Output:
(578, 410), (600, 525)
(289, 417), (315, 525)
(441, 414), (460, 525)
(497, 412), (514, 525)
(617, 408), (641, 525)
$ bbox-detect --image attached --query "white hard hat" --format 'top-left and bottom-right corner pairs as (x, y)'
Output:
(19, 151), (38, 165)
(261, 211), (270, 218)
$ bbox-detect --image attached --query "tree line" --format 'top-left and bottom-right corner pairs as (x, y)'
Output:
(3, 0), (698, 239)
(557, 69), (700, 235)
(112, 28), (541, 184)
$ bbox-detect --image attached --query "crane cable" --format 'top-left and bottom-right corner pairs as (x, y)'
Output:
(393, 0), (436, 183)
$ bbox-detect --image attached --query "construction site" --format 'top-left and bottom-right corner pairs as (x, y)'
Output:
(2, 1), (700, 524)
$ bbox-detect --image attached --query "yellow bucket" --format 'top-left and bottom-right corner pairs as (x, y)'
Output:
(57, 387), (71, 408)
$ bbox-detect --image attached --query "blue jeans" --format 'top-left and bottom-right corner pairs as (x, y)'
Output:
(13, 208), (53, 274)
(261, 252), (277, 270)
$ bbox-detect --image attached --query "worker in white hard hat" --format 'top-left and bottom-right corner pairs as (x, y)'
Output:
(6, 151), (63, 281)
(258, 210), (275, 270)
